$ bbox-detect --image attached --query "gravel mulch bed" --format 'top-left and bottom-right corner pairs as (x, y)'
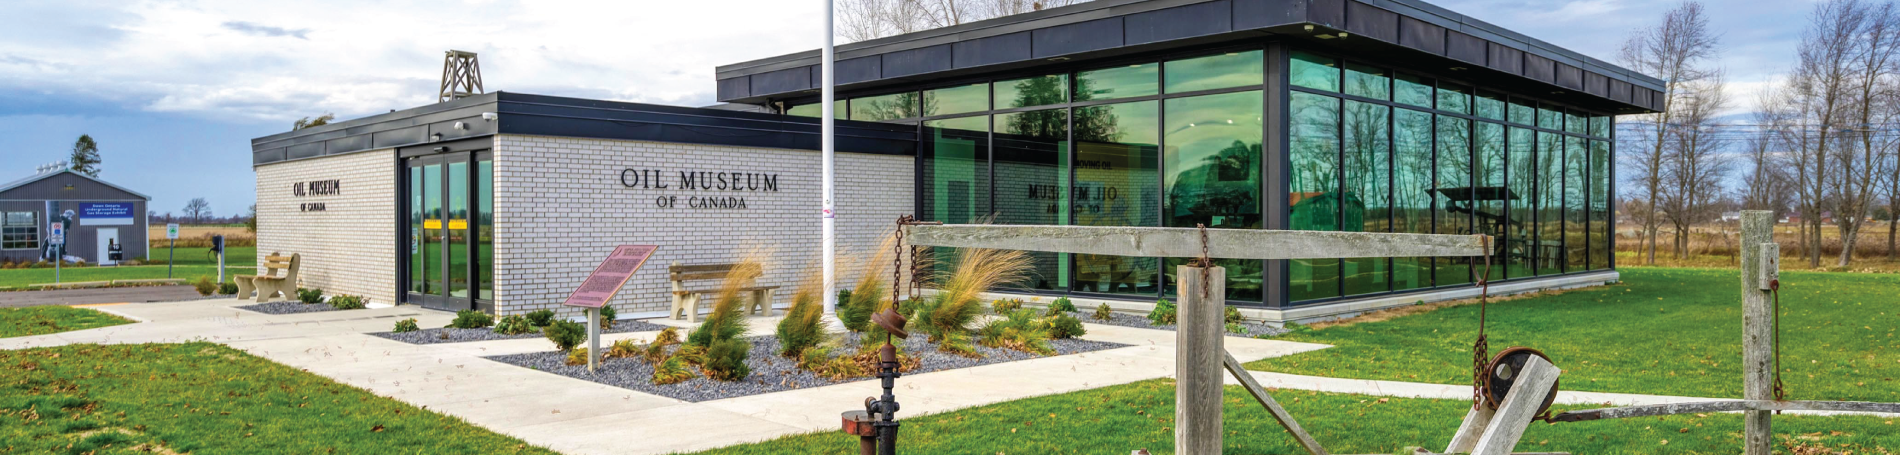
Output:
(369, 319), (673, 345)
(1068, 311), (1288, 337)
(233, 301), (348, 315)
(485, 332), (1128, 402)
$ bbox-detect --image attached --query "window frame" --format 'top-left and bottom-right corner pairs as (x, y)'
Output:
(2, 211), (40, 250)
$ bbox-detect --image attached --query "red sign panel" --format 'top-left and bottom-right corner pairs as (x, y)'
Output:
(563, 245), (658, 308)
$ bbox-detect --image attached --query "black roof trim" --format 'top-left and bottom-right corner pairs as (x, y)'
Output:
(249, 92), (919, 166)
(714, 0), (1662, 111)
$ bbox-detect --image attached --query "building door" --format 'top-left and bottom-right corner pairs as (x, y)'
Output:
(96, 228), (118, 265)
(404, 151), (493, 312)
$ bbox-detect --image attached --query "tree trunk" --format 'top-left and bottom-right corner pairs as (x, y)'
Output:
(1838, 221), (1857, 267)
(1810, 220), (1824, 268)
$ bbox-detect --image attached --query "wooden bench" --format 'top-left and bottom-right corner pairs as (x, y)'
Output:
(668, 262), (778, 322)
(235, 252), (300, 303)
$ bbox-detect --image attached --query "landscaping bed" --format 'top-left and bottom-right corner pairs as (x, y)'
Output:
(486, 332), (1126, 402)
(233, 300), (352, 315)
(1066, 310), (1287, 337)
(372, 319), (671, 345)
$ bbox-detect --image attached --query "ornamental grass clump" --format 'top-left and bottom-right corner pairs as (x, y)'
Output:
(915, 248), (1031, 357)
(448, 310), (493, 329)
(392, 318), (420, 333)
(1092, 303), (1114, 321)
(702, 338), (751, 381)
(977, 308), (1054, 355)
(191, 276), (216, 296)
(606, 338), (641, 359)
(990, 298), (1023, 314)
(652, 356), (696, 385)
(493, 315), (533, 335)
(544, 320), (586, 351)
(1147, 299), (1177, 325)
(1046, 296), (1077, 315)
(837, 234), (899, 332)
(686, 255), (763, 381)
(775, 270), (827, 358)
(597, 305), (617, 329)
(564, 347), (592, 366)
(644, 327), (682, 363)
(524, 309), (556, 327)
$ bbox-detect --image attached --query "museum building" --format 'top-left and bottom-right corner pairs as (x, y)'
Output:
(250, 0), (1659, 322)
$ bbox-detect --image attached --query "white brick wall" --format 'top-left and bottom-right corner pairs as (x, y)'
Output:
(493, 135), (915, 319)
(254, 149), (398, 305)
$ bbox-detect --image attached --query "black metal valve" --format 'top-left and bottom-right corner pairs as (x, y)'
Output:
(842, 308), (909, 455)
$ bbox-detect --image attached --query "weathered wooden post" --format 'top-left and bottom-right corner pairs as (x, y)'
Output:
(1739, 210), (1775, 455)
(1176, 264), (1225, 455)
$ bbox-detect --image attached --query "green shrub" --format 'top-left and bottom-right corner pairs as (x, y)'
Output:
(328, 294), (366, 310)
(448, 310), (494, 329)
(652, 356), (696, 385)
(606, 339), (641, 359)
(524, 309), (556, 327)
(1226, 322), (1249, 335)
(297, 288), (324, 304)
(836, 285), (880, 333)
(1147, 299), (1177, 326)
(702, 338), (752, 381)
(977, 309), (1053, 355)
(1224, 306), (1244, 324)
(775, 288), (827, 358)
(687, 274), (753, 348)
(544, 320), (587, 351)
(392, 318), (419, 333)
(191, 276), (216, 296)
(597, 305), (617, 329)
(1046, 297), (1077, 315)
(218, 282), (239, 295)
(1046, 313), (1086, 339)
(1092, 303), (1114, 321)
(991, 298), (1023, 314)
(493, 315), (534, 335)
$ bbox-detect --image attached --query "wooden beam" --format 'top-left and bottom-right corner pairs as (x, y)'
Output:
(905, 225), (1486, 260)
(1176, 266), (1225, 455)
(1470, 356), (1561, 455)
(1222, 351), (1328, 455)
(1444, 403), (1496, 453)
(1740, 211), (1776, 455)
(1550, 400), (1900, 422)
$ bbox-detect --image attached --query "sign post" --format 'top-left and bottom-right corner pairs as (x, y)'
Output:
(563, 245), (658, 372)
(213, 235), (225, 285)
(49, 222), (64, 284)
(166, 223), (179, 278)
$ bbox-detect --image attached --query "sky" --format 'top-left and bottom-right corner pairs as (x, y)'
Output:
(0, 0), (1809, 216)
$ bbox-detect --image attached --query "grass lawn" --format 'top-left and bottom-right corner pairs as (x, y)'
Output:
(146, 246), (257, 267)
(0, 343), (556, 454)
(1247, 267), (1900, 402)
(0, 306), (133, 338)
(0, 265), (257, 289)
(682, 379), (1900, 455)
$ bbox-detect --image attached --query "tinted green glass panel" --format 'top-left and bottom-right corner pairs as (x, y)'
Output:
(1437, 83), (1470, 114)
(787, 101), (843, 118)
(1564, 136), (1588, 271)
(1164, 91), (1264, 301)
(1474, 122), (1505, 282)
(1167, 50), (1264, 93)
(1395, 73), (1433, 108)
(477, 159), (493, 301)
(447, 161), (468, 298)
(409, 165), (429, 295)
(1505, 127), (1536, 279)
(1343, 100), (1391, 297)
(1589, 115), (1612, 138)
(1537, 105), (1561, 130)
(1289, 51), (1339, 92)
(1076, 63), (1158, 101)
(1392, 108), (1433, 290)
(1073, 101), (1160, 296)
(1565, 111), (1586, 135)
(995, 75), (1068, 109)
(1476, 92), (1505, 120)
(1434, 115), (1472, 286)
(1590, 140), (1611, 270)
(1535, 132), (1563, 275)
(851, 92), (921, 121)
(1289, 92), (1340, 301)
(995, 109), (1070, 290)
(923, 83), (989, 117)
(922, 116), (990, 225)
(1344, 63), (1390, 100)
(1508, 99), (1535, 125)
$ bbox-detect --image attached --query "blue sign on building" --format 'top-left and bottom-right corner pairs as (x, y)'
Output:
(79, 203), (135, 226)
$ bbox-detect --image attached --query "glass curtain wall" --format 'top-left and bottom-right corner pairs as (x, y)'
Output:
(1285, 49), (1615, 304)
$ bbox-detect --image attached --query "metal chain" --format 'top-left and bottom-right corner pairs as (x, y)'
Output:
(891, 215), (910, 307)
(1771, 279), (1786, 404)
(1471, 234), (1494, 411)
(1196, 224), (1211, 300)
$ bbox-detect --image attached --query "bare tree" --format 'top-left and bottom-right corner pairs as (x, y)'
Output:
(183, 198), (213, 224)
(1741, 113), (1796, 217)
(1657, 75), (1735, 258)
(1618, 1), (1721, 265)
(839, 0), (1087, 42)
(1832, 1), (1900, 266)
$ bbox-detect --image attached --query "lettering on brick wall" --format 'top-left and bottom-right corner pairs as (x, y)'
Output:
(292, 179), (341, 212)
(618, 169), (776, 209)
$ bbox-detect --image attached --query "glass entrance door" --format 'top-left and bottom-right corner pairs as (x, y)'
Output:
(405, 152), (493, 312)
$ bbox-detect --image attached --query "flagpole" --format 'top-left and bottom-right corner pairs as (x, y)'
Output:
(821, 0), (838, 316)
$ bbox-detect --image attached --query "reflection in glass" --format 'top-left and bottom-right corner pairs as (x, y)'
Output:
(1505, 127), (1536, 279)
(1342, 100), (1391, 297)
(1565, 111), (1586, 135)
(1537, 105), (1561, 130)
(851, 92), (921, 121)
(1565, 136), (1588, 271)
(1076, 63), (1158, 101)
(1167, 50), (1263, 93)
(1476, 92), (1505, 120)
(1434, 115), (1472, 286)
(923, 115), (991, 281)
(1437, 83), (1470, 114)
(1509, 99), (1535, 126)
(1590, 140), (1611, 270)
(1073, 101), (1160, 296)
(1473, 122), (1506, 283)
(995, 109), (1070, 290)
(995, 75), (1068, 109)
(1345, 63), (1390, 100)
(1392, 108), (1433, 290)
(1164, 91), (1264, 301)
(1290, 51), (1339, 92)
(923, 83), (989, 117)
(447, 161), (469, 298)
(1288, 92), (1340, 301)
(1536, 132), (1564, 275)
(410, 165), (430, 295)
(1395, 73), (1433, 108)
(788, 101), (843, 118)
(477, 158), (494, 300)
(1589, 115), (1612, 138)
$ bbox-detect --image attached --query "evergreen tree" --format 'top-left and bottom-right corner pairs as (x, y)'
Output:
(69, 134), (101, 177)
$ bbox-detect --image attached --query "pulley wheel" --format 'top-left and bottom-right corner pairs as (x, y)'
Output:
(1481, 347), (1559, 416)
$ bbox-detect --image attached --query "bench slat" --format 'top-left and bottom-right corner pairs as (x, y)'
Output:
(669, 264), (739, 273)
(671, 272), (760, 282)
(264, 263), (291, 269)
(265, 255), (294, 261)
(674, 286), (781, 295)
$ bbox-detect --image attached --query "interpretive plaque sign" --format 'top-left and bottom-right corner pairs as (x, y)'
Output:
(563, 245), (658, 308)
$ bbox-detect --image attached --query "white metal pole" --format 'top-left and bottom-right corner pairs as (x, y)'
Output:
(821, 0), (838, 315)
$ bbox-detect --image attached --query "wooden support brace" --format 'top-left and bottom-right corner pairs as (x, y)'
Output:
(1221, 351), (1328, 455)
(1469, 356), (1561, 455)
(1444, 402), (1496, 453)
(1550, 399), (1900, 422)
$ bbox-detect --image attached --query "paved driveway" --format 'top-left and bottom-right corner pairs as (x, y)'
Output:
(0, 285), (205, 308)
